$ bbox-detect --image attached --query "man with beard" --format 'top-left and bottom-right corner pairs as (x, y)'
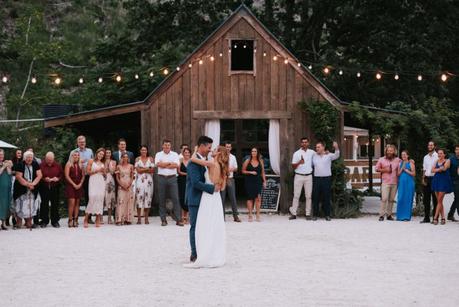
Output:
(376, 144), (401, 221)
(420, 141), (438, 223)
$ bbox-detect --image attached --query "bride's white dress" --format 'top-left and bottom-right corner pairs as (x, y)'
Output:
(187, 169), (226, 268)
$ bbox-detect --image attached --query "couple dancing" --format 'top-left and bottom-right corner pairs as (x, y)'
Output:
(184, 136), (227, 268)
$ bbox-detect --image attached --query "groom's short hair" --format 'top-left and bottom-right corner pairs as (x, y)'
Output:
(197, 136), (213, 146)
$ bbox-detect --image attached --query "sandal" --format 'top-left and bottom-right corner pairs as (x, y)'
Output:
(441, 219), (446, 225)
(137, 219), (142, 225)
(73, 218), (79, 228)
(248, 216), (253, 222)
(433, 219), (439, 225)
(68, 219), (73, 228)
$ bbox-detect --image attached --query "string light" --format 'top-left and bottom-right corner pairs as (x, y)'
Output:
(297, 63), (301, 67)
(243, 44), (247, 48)
(2, 76), (8, 83)
(417, 75), (423, 81)
(338, 70), (343, 75)
(308, 65), (312, 70)
(79, 77), (84, 84)
(149, 72), (154, 78)
(199, 59), (203, 65)
(31, 77), (37, 84)
(263, 52), (267, 57)
(376, 73), (382, 80)
(394, 74), (399, 80)
(273, 55), (278, 61)
(219, 53), (223, 57)
(54, 77), (61, 85)
(115, 75), (122, 82)
(176, 67), (180, 71)
(323, 67), (330, 74)
(188, 63), (192, 68)
(284, 59), (288, 64)
(98, 77), (103, 83)
(134, 74), (139, 80)
(210, 56), (215, 61)
(441, 74), (447, 82)
(356, 72), (361, 78)
(254, 48), (257, 53)
(163, 68), (169, 75)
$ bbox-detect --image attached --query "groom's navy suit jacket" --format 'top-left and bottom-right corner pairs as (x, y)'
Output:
(186, 156), (214, 207)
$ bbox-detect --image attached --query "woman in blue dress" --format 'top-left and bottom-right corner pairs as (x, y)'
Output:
(396, 150), (416, 221)
(431, 148), (453, 225)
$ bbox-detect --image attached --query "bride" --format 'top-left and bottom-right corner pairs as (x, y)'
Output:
(185, 146), (228, 268)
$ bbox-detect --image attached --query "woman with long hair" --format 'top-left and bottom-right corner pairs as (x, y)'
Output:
(84, 148), (106, 228)
(0, 149), (13, 230)
(178, 147), (191, 224)
(134, 145), (154, 224)
(431, 148), (453, 225)
(65, 151), (85, 227)
(104, 149), (117, 224)
(396, 150), (415, 221)
(116, 152), (134, 225)
(242, 147), (266, 222)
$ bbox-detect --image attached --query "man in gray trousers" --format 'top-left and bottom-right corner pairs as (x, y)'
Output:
(220, 141), (241, 222)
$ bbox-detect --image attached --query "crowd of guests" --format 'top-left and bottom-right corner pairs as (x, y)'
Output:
(375, 141), (459, 224)
(0, 135), (270, 231)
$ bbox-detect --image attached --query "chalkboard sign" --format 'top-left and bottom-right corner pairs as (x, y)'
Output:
(260, 175), (281, 212)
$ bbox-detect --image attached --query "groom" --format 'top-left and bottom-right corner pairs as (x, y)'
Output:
(186, 136), (221, 262)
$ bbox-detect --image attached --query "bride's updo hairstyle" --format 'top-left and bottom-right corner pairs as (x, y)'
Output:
(216, 145), (229, 182)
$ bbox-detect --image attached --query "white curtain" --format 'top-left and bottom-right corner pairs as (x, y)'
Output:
(204, 119), (220, 150)
(268, 119), (280, 175)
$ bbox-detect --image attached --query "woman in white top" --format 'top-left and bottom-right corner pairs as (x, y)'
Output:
(135, 145), (154, 224)
(84, 148), (106, 228)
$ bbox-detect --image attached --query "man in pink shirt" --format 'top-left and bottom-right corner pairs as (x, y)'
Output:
(376, 144), (401, 221)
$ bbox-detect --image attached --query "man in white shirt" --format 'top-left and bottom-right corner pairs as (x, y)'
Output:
(155, 139), (183, 227)
(312, 141), (340, 221)
(289, 137), (315, 220)
(421, 141), (438, 223)
(220, 142), (241, 222)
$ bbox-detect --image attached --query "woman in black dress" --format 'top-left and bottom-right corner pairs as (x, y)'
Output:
(177, 147), (191, 224)
(242, 147), (266, 222)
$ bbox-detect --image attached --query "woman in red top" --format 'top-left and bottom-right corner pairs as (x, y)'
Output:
(65, 151), (85, 227)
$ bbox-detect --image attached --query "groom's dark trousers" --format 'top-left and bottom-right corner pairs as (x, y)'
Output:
(186, 159), (214, 258)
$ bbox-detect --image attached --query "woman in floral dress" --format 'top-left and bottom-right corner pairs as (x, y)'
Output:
(116, 152), (134, 225)
(104, 149), (117, 224)
(135, 145), (154, 224)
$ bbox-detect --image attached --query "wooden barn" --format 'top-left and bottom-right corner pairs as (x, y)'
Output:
(44, 4), (345, 213)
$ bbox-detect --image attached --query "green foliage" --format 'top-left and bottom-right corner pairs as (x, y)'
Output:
(299, 99), (362, 218)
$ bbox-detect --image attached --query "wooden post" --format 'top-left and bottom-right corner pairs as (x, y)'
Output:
(279, 118), (290, 213)
(368, 129), (374, 193)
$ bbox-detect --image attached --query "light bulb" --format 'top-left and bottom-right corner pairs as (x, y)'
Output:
(188, 63), (192, 68)
(98, 77), (103, 83)
(31, 77), (37, 84)
(243, 44), (247, 48)
(417, 75), (422, 81)
(297, 63), (301, 67)
(376, 73), (382, 80)
(199, 60), (203, 65)
(176, 67), (180, 71)
(284, 59), (288, 64)
(115, 75), (122, 82)
(356, 72), (361, 78)
(210, 56), (215, 61)
(54, 77), (61, 85)
(149, 72), (154, 77)
(1, 76), (7, 83)
(273, 56), (278, 61)
(163, 69), (169, 75)
(219, 53), (223, 57)
(263, 52), (267, 57)
(338, 70), (343, 75)
(308, 65), (312, 70)
(79, 77), (84, 84)
(441, 74), (447, 82)
(323, 67), (330, 74)
(394, 74), (399, 80)
(134, 74), (139, 80)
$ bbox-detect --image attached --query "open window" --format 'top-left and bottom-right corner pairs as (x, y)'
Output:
(229, 39), (255, 74)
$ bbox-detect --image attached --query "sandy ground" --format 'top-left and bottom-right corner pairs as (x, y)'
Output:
(1, 206), (458, 307)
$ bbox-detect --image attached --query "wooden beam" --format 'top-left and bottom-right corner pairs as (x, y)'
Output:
(192, 110), (292, 119)
(44, 103), (145, 128)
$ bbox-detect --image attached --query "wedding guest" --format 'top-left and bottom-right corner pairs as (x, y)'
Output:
(155, 139), (183, 226)
(242, 147), (266, 222)
(70, 135), (94, 222)
(178, 147), (191, 223)
(421, 141), (438, 223)
(220, 141), (241, 222)
(134, 145), (154, 224)
(376, 144), (400, 221)
(396, 150), (415, 221)
(446, 145), (459, 221)
(0, 150), (13, 230)
(26, 147), (41, 226)
(116, 152), (134, 225)
(431, 149), (453, 225)
(26, 147), (41, 164)
(8, 149), (22, 226)
(84, 148), (106, 228)
(13, 151), (42, 229)
(65, 151), (84, 227)
(104, 149), (117, 224)
(12, 149), (22, 169)
(312, 141), (340, 221)
(113, 138), (135, 164)
(178, 144), (189, 160)
(39, 152), (63, 228)
(289, 137), (314, 220)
